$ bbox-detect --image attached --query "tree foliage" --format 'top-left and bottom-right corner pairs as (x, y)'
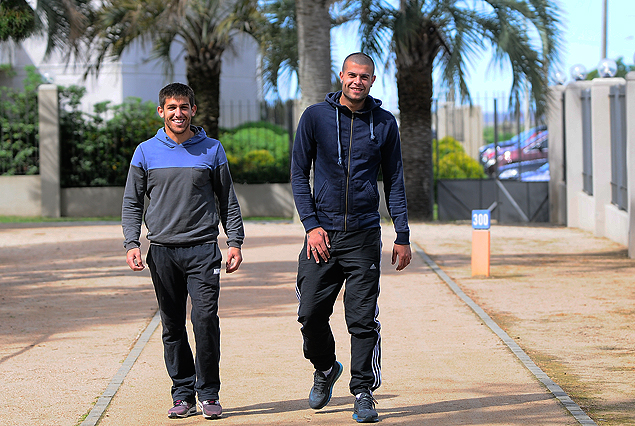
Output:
(0, 0), (37, 42)
(348, 0), (563, 220)
(85, 0), (259, 139)
(0, 66), (42, 176)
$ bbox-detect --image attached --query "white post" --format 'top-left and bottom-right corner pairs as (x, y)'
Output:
(547, 85), (566, 225)
(564, 80), (592, 230)
(591, 77), (624, 237)
(38, 84), (61, 218)
(626, 72), (635, 258)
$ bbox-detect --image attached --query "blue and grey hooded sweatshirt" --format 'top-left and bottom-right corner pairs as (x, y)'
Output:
(122, 126), (244, 251)
(291, 91), (409, 245)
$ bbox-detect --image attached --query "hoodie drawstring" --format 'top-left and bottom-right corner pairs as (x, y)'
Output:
(370, 111), (376, 142)
(336, 108), (342, 166)
(335, 107), (376, 167)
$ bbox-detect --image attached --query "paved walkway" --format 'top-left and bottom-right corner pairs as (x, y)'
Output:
(2, 221), (626, 425)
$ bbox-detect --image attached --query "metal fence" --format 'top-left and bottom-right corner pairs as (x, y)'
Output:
(609, 84), (628, 211)
(581, 88), (593, 195)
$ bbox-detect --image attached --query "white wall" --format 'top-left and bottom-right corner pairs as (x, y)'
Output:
(1, 31), (261, 119)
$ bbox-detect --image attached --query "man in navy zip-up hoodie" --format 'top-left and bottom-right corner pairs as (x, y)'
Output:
(122, 83), (244, 420)
(292, 53), (411, 423)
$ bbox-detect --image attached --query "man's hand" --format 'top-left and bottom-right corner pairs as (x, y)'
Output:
(306, 227), (330, 263)
(226, 247), (243, 273)
(391, 243), (411, 271)
(126, 248), (145, 271)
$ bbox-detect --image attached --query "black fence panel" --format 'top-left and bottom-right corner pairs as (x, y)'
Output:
(438, 179), (549, 223)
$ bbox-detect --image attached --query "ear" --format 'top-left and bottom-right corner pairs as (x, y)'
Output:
(157, 105), (164, 118)
(191, 104), (197, 116)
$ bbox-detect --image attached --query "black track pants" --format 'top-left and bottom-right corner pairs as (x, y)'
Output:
(147, 243), (222, 403)
(296, 228), (382, 395)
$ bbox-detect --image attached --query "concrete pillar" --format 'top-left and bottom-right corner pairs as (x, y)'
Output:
(547, 85), (566, 225)
(626, 72), (635, 258)
(38, 84), (61, 218)
(564, 80), (592, 230)
(590, 77), (625, 238)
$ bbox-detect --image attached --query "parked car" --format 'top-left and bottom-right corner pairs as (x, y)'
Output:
(479, 125), (547, 175)
(521, 162), (550, 181)
(496, 130), (548, 167)
(498, 158), (548, 180)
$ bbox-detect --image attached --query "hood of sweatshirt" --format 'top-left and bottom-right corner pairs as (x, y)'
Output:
(154, 125), (207, 148)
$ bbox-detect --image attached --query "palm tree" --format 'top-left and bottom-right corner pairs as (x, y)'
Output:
(354, 0), (562, 221)
(256, 0), (348, 109)
(0, 0), (90, 59)
(87, 0), (259, 139)
(296, 0), (334, 110)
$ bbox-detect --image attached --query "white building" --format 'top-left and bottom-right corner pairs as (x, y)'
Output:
(0, 31), (262, 127)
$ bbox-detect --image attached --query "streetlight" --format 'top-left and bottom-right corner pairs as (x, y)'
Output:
(570, 64), (587, 81)
(597, 58), (617, 78)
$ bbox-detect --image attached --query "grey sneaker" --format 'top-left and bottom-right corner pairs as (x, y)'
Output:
(308, 361), (343, 409)
(352, 392), (378, 423)
(167, 400), (196, 418)
(199, 399), (222, 419)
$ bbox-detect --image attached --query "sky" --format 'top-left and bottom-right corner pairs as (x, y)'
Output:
(328, 0), (635, 113)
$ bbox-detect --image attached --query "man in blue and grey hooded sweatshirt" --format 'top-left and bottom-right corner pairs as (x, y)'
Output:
(292, 52), (411, 423)
(122, 83), (244, 420)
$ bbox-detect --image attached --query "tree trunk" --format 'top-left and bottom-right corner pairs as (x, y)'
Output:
(296, 0), (332, 111)
(396, 55), (434, 221)
(186, 46), (223, 140)
(394, 2), (440, 221)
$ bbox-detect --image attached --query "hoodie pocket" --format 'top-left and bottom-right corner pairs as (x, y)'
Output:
(354, 180), (379, 212)
(315, 180), (341, 213)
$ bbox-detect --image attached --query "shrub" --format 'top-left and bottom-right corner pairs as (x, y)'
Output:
(60, 90), (163, 187)
(433, 136), (486, 180)
(220, 125), (290, 184)
(0, 66), (41, 175)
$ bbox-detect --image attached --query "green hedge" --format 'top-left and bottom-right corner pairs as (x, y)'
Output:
(0, 70), (291, 185)
(433, 136), (486, 180)
(220, 122), (290, 184)
(0, 66), (40, 175)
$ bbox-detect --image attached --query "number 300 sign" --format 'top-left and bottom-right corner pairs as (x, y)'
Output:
(472, 210), (490, 230)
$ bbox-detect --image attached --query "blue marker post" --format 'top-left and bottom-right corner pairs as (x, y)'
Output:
(471, 209), (491, 277)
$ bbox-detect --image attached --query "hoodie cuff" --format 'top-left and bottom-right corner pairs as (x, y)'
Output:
(394, 231), (410, 246)
(301, 215), (321, 233)
(124, 241), (141, 251)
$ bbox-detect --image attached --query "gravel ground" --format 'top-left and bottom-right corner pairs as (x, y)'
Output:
(0, 220), (632, 425)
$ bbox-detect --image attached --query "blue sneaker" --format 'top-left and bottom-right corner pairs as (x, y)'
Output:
(308, 361), (343, 409)
(352, 392), (378, 423)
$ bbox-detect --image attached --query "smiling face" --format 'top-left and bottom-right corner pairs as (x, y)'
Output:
(339, 58), (376, 112)
(157, 96), (197, 143)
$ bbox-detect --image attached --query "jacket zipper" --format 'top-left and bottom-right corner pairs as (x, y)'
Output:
(344, 114), (354, 231)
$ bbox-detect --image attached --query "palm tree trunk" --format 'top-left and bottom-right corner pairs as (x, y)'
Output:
(296, 0), (332, 111)
(396, 55), (434, 221)
(186, 46), (223, 140)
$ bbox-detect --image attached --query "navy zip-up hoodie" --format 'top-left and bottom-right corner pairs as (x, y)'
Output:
(291, 91), (409, 245)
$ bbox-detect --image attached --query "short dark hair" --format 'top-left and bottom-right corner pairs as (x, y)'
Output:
(159, 83), (196, 108)
(342, 52), (375, 75)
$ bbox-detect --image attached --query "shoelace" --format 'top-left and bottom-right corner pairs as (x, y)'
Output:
(174, 400), (189, 407)
(312, 370), (328, 392)
(356, 393), (377, 409)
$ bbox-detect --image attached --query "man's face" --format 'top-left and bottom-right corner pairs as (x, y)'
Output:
(339, 60), (376, 106)
(157, 96), (197, 137)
